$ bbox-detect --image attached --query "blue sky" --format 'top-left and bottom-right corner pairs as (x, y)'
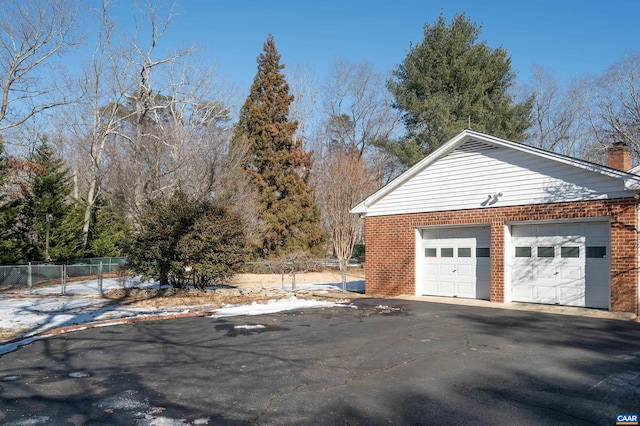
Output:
(106, 0), (638, 94)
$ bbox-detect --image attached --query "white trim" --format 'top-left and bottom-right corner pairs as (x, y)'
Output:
(415, 228), (422, 296)
(415, 223), (492, 231)
(505, 216), (611, 226)
(503, 223), (512, 303)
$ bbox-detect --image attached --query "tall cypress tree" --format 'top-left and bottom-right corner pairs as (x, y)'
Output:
(234, 34), (323, 258)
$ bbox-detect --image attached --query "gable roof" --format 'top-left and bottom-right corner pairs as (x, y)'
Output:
(351, 129), (640, 215)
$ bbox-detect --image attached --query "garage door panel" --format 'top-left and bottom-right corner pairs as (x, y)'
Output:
(421, 227), (490, 300)
(560, 266), (582, 280)
(424, 280), (438, 295)
(456, 264), (474, 277)
(534, 286), (556, 303)
(558, 287), (584, 306)
(511, 222), (609, 308)
(586, 285), (609, 309)
(535, 265), (556, 280)
(425, 264), (438, 275)
(438, 262), (456, 277)
(456, 282), (475, 298)
(439, 281), (455, 295)
(513, 266), (534, 281)
(585, 260), (610, 308)
(513, 285), (534, 300)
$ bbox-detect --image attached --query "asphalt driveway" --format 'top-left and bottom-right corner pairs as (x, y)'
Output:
(1, 298), (640, 425)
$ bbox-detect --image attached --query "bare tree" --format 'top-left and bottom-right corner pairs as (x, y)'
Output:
(315, 147), (378, 287)
(580, 52), (640, 162)
(321, 59), (399, 159)
(525, 66), (585, 156)
(310, 60), (400, 284)
(0, 0), (79, 132)
(60, 1), (237, 250)
(93, 2), (234, 222)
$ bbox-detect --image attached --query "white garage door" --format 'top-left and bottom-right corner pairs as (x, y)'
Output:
(511, 222), (610, 308)
(421, 227), (491, 300)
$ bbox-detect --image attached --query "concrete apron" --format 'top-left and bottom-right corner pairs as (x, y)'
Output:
(394, 294), (637, 321)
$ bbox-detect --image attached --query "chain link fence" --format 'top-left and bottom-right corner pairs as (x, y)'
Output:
(0, 258), (127, 295)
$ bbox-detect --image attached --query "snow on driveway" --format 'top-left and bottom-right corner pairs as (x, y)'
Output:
(0, 277), (360, 356)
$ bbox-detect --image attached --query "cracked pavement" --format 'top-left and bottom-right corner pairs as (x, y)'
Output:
(1, 298), (640, 425)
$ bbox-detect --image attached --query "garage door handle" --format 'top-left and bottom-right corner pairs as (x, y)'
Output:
(554, 271), (559, 275)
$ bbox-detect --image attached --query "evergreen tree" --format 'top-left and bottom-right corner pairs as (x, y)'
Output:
(22, 138), (80, 261)
(87, 202), (130, 258)
(0, 139), (24, 264)
(386, 13), (533, 166)
(234, 34), (324, 258)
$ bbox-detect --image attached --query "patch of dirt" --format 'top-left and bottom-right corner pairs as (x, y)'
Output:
(103, 285), (357, 310)
(231, 268), (365, 288)
(103, 268), (366, 310)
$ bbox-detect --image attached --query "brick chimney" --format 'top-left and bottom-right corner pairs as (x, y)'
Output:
(607, 142), (632, 171)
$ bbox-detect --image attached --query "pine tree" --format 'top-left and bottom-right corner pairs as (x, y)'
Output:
(234, 35), (324, 258)
(22, 138), (80, 261)
(0, 139), (24, 264)
(387, 13), (533, 166)
(87, 201), (130, 258)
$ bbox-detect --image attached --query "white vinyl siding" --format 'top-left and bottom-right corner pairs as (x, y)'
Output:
(364, 143), (630, 217)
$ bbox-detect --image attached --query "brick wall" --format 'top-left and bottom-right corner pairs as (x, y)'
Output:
(364, 198), (639, 313)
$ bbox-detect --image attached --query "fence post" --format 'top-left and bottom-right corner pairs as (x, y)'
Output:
(61, 264), (66, 295)
(27, 262), (32, 295)
(98, 261), (103, 296)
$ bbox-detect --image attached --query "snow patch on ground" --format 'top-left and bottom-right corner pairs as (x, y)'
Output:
(210, 296), (342, 318)
(0, 277), (356, 357)
(234, 324), (266, 330)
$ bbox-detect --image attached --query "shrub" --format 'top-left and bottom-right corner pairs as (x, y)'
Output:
(126, 192), (246, 288)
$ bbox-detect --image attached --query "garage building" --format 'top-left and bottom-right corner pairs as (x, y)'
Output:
(351, 130), (640, 314)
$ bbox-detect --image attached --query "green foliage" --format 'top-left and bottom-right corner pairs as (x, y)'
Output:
(387, 12), (533, 166)
(0, 140), (25, 264)
(48, 203), (84, 261)
(87, 204), (130, 258)
(127, 192), (246, 289)
(175, 202), (246, 289)
(22, 138), (80, 261)
(233, 34), (324, 258)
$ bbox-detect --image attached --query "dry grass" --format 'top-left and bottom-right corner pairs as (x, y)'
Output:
(102, 286), (349, 310)
(0, 327), (27, 341)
